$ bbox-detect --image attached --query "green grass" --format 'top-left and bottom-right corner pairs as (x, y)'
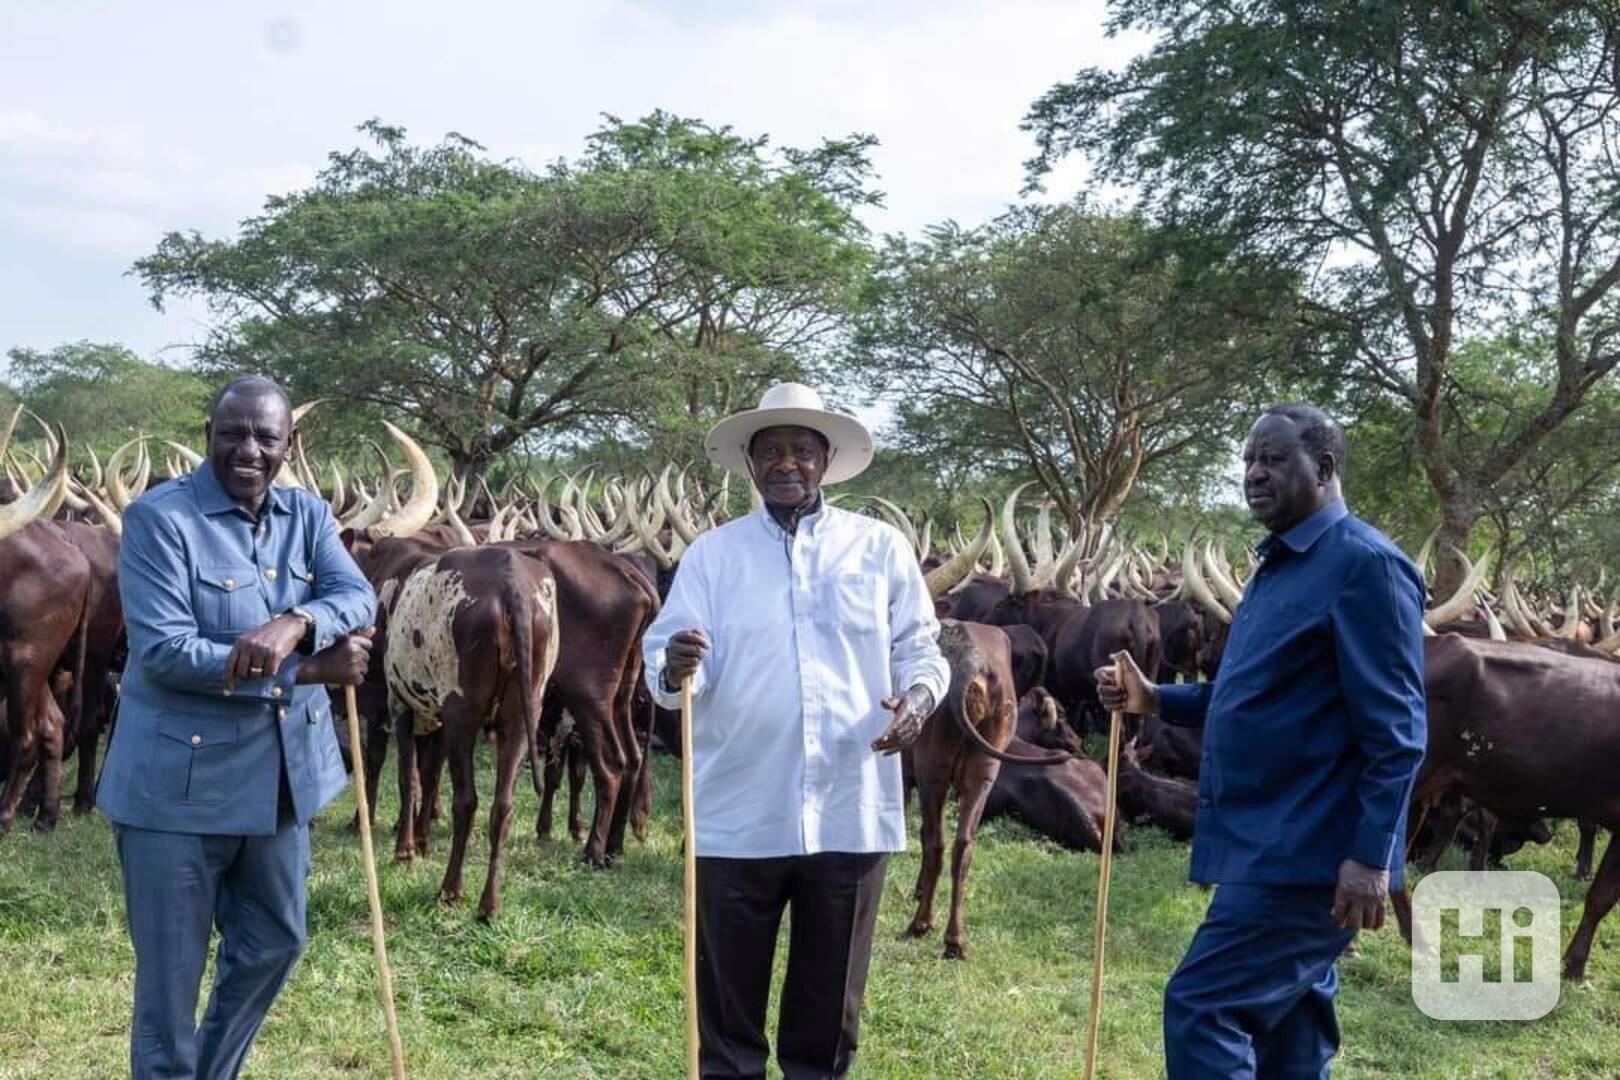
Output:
(2, 752), (1617, 1079)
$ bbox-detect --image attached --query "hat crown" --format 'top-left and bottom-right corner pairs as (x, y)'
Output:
(756, 382), (825, 411)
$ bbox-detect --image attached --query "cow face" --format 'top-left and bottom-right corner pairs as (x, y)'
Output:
(206, 384), (294, 515)
(1241, 411), (1338, 533)
(747, 424), (828, 511)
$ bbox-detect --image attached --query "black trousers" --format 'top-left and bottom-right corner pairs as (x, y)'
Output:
(695, 852), (888, 1080)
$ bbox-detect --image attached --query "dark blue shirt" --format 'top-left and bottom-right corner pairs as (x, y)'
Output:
(1157, 500), (1426, 888)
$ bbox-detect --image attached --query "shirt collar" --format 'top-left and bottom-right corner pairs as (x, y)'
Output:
(1259, 498), (1347, 558)
(192, 460), (292, 519)
(757, 493), (827, 539)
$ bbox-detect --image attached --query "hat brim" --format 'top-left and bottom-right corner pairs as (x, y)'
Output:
(705, 406), (874, 485)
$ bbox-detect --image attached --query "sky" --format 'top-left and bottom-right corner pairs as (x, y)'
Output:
(0, 0), (1145, 377)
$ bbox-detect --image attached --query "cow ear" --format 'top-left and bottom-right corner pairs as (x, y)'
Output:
(934, 599), (952, 618)
(340, 526), (357, 549)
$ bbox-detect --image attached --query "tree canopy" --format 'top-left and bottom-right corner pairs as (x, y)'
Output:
(136, 113), (881, 490)
(856, 205), (1302, 527)
(1025, 0), (1620, 590)
(4, 341), (211, 453)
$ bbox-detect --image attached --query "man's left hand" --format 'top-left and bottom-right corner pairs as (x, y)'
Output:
(871, 685), (936, 755)
(1331, 858), (1390, 931)
(224, 614), (308, 691)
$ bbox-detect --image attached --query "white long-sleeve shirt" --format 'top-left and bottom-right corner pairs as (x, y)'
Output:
(642, 503), (951, 858)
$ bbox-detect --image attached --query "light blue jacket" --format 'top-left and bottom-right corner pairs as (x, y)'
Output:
(97, 461), (377, 835)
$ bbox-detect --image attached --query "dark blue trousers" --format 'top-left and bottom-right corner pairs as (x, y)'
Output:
(1163, 884), (1355, 1080)
(114, 809), (310, 1080)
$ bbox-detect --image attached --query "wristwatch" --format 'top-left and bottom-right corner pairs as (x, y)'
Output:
(288, 607), (316, 649)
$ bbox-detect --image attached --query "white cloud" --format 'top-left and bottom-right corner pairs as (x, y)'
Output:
(0, 0), (1141, 361)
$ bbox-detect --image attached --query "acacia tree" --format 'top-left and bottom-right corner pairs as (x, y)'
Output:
(857, 206), (1299, 528)
(1025, 0), (1620, 593)
(136, 113), (878, 490)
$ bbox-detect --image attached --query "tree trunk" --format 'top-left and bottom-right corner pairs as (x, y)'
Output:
(1431, 499), (1483, 604)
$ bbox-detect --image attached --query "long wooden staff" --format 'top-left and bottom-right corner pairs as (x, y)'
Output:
(1083, 658), (1126, 1080)
(681, 676), (701, 1080)
(344, 685), (407, 1080)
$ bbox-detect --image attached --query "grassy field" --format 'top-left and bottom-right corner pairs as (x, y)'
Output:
(2, 751), (1617, 1079)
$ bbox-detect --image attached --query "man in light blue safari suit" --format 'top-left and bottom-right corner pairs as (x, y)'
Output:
(97, 376), (377, 1080)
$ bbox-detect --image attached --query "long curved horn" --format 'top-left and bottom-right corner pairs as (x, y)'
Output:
(1478, 593), (1507, 642)
(0, 423), (67, 541)
(1499, 564), (1539, 639)
(1424, 546), (1492, 628)
(925, 497), (994, 599)
(1001, 482), (1036, 596)
(1182, 540), (1231, 625)
(864, 495), (920, 555)
(369, 421), (439, 538)
(1558, 584), (1583, 641)
(0, 403), (20, 467)
(1414, 526), (1440, 585)
(1202, 540), (1244, 612)
(162, 440), (203, 469)
(1053, 535), (1087, 600)
(73, 478), (122, 536)
(104, 435), (147, 513)
(1031, 500), (1056, 576)
(445, 489), (478, 547)
(290, 399), (325, 426)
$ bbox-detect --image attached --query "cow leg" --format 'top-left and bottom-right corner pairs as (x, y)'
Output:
(31, 696), (64, 832)
(905, 779), (948, 940)
(568, 744), (588, 844)
(536, 747), (562, 840)
(1576, 819), (1599, 881)
(574, 700), (623, 868)
(70, 672), (104, 816)
(0, 686), (43, 835)
(629, 729), (652, 844)
(477, 707), (527, 922)
(437, 709), (479, 908)
(392, 719), (419, 863)
(362, 710), (390, 831)
(942, 774), (997, 960)
(415, 728), (446, 859)
(604, 682), (644, 861)
(1563, 833), (1620, 981)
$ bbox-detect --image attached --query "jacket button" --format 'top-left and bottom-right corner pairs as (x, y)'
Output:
(223, 578), (236, 590)
(270, 686), (283, 698)
(222, 687), (233, 697)
(277, 706), (288, 721)
(190, 734), (202, 746)
(264, 567), (278, 581)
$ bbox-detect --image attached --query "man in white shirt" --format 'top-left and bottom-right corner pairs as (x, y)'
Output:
(642, 382), (951, 1080)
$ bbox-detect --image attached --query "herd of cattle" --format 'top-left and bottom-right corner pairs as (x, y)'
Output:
(2, 405), (1620, 976)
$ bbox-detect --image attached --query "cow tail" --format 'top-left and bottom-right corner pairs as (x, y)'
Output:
(508, 574), (560, 799)
(64, 580), (92, 749)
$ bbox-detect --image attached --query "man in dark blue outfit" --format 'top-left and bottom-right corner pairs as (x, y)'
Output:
(1099, 404), (1426, 1079)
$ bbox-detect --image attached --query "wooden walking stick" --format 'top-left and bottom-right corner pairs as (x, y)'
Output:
(681, 675), (701, 1080)
(1083, 657), (1127, 1080)
(344, 684), (408, 1080)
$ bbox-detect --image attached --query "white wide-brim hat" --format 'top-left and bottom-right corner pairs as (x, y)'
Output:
(705, 382), (874, 485)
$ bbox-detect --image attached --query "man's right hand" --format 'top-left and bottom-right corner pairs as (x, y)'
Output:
(1095, 650), (1158, 715)
(663, 629), (711, 691)
(295, 627), (376, 687)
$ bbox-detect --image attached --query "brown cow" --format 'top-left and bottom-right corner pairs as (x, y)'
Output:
(982, 737), (1115, 854)
(0, 520), (92, 833)
(903, 620), (1073, 959)
(502, 538), (659, 867)
(382, 544), (561, 919)
(1394, 634), (1620, 980)
(53, 521), (123, 816)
